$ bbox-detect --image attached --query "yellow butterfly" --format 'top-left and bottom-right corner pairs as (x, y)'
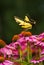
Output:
(14, 16), (36, 30)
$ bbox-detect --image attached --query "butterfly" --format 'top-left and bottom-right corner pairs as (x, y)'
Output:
(14, 16), (36, 31)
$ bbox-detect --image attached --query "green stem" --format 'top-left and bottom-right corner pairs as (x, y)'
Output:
(19, 50), (22, 62)
(39, 62), (43, 65)
(34, 63), (39, 65)
(27, 45), (30, 63)
(38, 48), (43, 65)
(27, 41), (33, 65)
(19, 49), (23, 65)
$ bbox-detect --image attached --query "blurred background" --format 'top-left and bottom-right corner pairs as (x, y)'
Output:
(0, 0), (44, 44)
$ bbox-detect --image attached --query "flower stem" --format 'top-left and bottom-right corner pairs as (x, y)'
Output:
(19, 49), (23, 65)
(19, 50), (22, 62)
(39, 62), (43, 65)
(27, 45), (30, 63)
(27, 42), (33, 65)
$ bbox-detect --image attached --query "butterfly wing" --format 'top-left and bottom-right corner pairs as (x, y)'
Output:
(21, 22), (32, 29)
(14, 16), (25, 25)
(24, 16), (31, 22)
(14, 16), (32, 29)
(24, 16), (36, 24)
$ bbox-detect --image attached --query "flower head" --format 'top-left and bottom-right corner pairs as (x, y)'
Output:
(12, 35), (20, 42)
(0, 46), (13, 58)
(30, 56), (44, 64)
(20, 31), (32, 36)
(0, 55), (14, 65)
(37, 32), (44, 41)
(0, 39), (6, 48)
(0, 56), (5, 63)
(41, 38), (44, 42)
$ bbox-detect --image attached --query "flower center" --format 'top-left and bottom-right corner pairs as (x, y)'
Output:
(12, 35), (20, 42)
(0, 56), (5, 63)
(0, 39), (6, 48)
(21, 31), (32, 36)
(41, 38), (44, 42)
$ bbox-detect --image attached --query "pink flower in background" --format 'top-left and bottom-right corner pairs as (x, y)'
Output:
(37, 32), (44, 41)
(25, 35), (38, 43)
(17, 37), (26, 44)
(18, 34), (24, 37)
(10, 37), (27, 54)
(0, 32), (44, 64)
(0, 46), (13, 58)
(39, 32), (44, 37)
(0, 56), (14, 65)
(30, 57), (44, 64)
(25, 35), (39, 49)
(12, 49), (19, 55)
(5, 45), (15, 50)
(17, 37), (27, 51)
(8, 42), (18, 50)
(41, 49), (44, 55)
(0, 60), (14, 65)
(37, 42), (44, 47)
(34, 41), (44, 49)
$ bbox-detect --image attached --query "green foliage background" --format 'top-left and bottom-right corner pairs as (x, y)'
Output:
(0, 0), (44, 44)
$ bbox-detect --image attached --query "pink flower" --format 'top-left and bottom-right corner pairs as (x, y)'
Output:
(30, 59), (40, 64)
(17, 37), (26, 44)
(18, 34), (24, 37)
(0, 46), (13, 58)
(25, 35), (38, 43)
(6, 44), (19, 59)
(10, 37), (27, 53)
(5, 45), (15, 50)
(41, 49), (44, 55)
(39, 32), (44, 37)
(37, 32), (44, 41)
(37, 42), (44, 47)
(34, 41), (44, 48)
(30, 57), (44, 64)
(0, 55), (14, 65)
(12, 49), (19, 55)
(0, 60), (14, 65)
